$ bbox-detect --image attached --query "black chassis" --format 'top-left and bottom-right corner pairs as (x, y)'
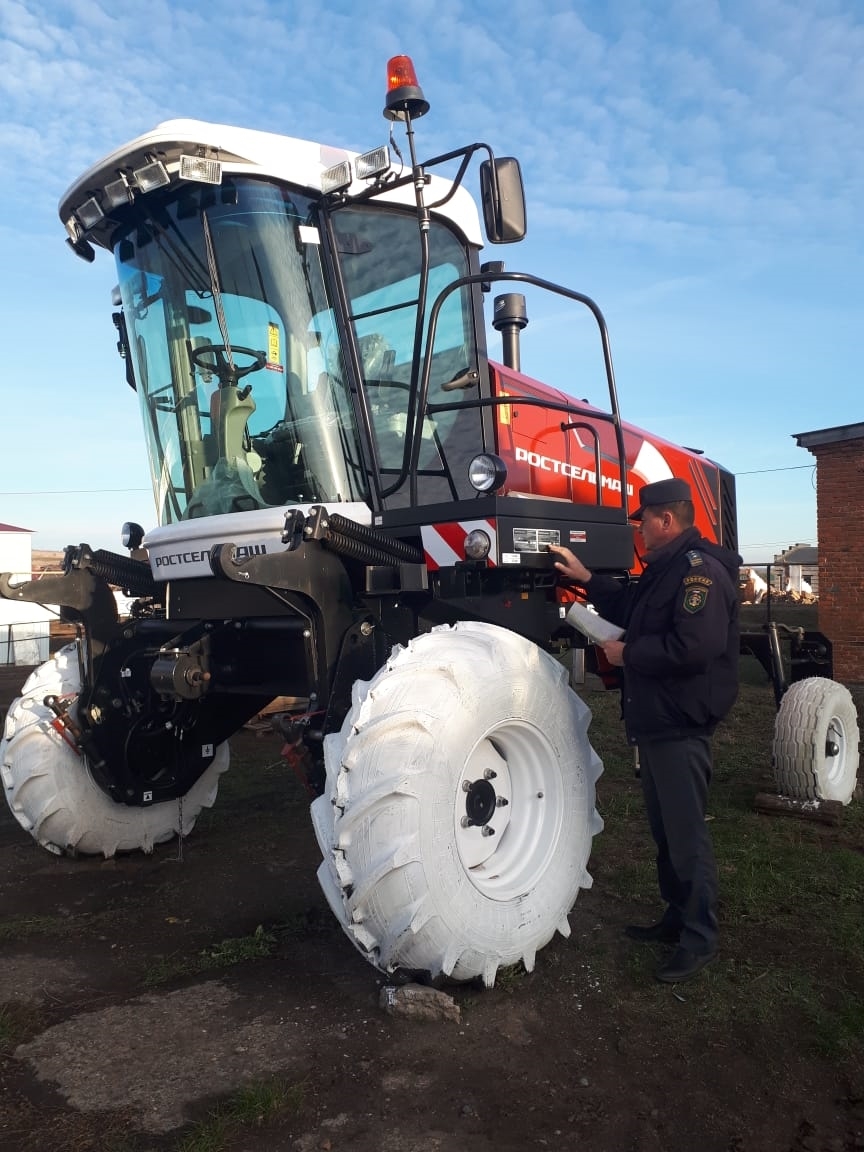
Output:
(0, 493), (637, 808)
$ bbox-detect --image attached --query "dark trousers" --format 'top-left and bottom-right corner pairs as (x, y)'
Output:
(637, 735), (718, 956)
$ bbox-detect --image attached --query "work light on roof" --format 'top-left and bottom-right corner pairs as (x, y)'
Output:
(384, 55), (429, 121)
(75, 196), (104, 230)
(132, 158), (170, 193)
(103, 174), (134, 209)
(180, 154), (223, 185)
(321, 160), (353, 195)
(355, 146), (391, 181)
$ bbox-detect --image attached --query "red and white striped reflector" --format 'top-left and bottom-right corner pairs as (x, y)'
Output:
(421, 519), (498, 570)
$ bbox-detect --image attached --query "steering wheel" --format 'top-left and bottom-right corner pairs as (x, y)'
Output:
(190, 344), (266, 387)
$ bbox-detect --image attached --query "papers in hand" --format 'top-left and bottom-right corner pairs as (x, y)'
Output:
(566, 602), (624, 645)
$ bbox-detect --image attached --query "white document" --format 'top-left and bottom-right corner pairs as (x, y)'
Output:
(565, 601), (624, 644)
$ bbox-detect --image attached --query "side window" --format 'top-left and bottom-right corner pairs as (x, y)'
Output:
(333, 209), (476, 474)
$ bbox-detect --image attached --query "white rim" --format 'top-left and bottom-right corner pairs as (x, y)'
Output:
(453, 721), (563, 900)
(821, 715), (848, 788)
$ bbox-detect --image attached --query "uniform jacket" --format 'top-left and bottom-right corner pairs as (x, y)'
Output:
(585, 527), (740, 743)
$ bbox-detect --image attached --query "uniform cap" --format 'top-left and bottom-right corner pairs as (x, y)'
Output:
(630, 477), (693, 521)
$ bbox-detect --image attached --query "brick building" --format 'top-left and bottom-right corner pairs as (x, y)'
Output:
(794, 422), (864, 683)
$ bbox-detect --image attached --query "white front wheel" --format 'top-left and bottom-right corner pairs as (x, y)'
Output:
(1, 644), (229, 856)
(312, 621), (604, 987)
(772, 677), (859, 805)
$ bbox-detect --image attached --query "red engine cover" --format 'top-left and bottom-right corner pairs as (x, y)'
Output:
(491, 363), (724, 548)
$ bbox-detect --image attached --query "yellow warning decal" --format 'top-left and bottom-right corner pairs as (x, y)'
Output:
(499, 389), (511, 426)
(267, 322), (280, 366)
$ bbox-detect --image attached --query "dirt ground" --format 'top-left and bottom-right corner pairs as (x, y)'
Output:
(1, 718), (863, 1152)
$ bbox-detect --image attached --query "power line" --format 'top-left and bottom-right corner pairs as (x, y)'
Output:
(735, 465), (814, 476)
(0, 488), (150, 495)
(740, 541), (814, 549)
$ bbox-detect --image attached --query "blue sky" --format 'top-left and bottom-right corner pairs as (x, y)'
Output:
(1, 0), (860, 562)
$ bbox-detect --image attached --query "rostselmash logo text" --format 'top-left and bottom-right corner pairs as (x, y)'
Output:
(154, 543), (267, 568)
(514, 447), (633, 495)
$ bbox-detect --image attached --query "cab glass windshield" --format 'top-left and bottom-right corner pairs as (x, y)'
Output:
(113, 179), (369, 522)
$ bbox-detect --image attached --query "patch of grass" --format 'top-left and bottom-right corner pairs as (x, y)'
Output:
(204, 924), (277, 965)
(143, 924), (277, 988)
(270, 906), (338, 942)
(678, 959), (864, 1060)
(495, 961), (529, 991)
(0, 1003), (42, 1052)
(193, 740), (309, 843)
(0, 1005), (19, 1051)
(0, 907), (137, 943)
(174, 1078), (304, 1152)
(0, 913), (76, 942)
(579, 677), (864, 1060)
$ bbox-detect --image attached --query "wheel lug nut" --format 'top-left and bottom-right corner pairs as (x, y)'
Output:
(482, 825), (495, 837)
(496, 797), (509, 807)
(460, 816), (473, 829)
(462, 780), (472, 792)
(484, 768), (497, 780)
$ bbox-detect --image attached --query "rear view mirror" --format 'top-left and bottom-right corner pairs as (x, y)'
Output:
(479, 157), (527, 244)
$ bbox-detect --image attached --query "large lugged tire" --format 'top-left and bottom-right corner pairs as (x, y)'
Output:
(311, 621), (603, 987)
(1, 644), (229, 856)
(772, 677), (859, 805)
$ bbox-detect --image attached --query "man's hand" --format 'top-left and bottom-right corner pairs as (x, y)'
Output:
(548, 544), (592, 585)
(601, 639), (625, 667)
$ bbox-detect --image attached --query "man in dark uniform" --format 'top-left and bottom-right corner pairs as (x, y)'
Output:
(549, 478), (740, 983)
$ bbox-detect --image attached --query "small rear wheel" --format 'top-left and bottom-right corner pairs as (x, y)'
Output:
(772, 677), (859, 805)
(311, 621), (603, 987)
(1, 644), (229, 856)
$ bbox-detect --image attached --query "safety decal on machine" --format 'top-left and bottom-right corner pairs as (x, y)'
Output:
(266, 322), (284, 372)
(421, 519), (497, 570)
(512, 527), (561, 553)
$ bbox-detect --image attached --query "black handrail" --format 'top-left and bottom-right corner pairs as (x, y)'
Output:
(408, 271), (628, 508)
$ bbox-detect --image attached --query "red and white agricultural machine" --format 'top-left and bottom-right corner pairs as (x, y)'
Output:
(1, 58), (857, 986)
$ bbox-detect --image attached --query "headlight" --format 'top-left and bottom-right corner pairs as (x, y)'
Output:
(468, 453), (507, 493)
(464, 530), (492, 561)
(122, 521), (144, 550)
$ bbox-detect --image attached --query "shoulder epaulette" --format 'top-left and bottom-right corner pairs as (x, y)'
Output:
(686, 550), (704, 567)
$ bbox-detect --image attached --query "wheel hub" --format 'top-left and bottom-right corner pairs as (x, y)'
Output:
(463, 777), (497, 827)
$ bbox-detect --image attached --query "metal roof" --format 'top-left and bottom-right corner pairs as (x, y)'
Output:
(794, 423), (864, 449)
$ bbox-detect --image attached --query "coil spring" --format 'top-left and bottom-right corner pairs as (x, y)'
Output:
(90, 549), (157, 597)
(323, 529), (413, 567)
(324, 513), (423, 563)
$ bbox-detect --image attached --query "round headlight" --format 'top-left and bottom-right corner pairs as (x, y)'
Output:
(464, 529), (492, 561)
(468, 453), (507, 493)
(121, 521), (145, 550)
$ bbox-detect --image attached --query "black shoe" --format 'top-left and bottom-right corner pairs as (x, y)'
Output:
(655, 947), (717, 984)
(624, 921), (680, 944)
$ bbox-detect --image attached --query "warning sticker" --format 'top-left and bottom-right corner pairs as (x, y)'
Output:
(512, 528), (561, 553)
(266, 322), (284, 372)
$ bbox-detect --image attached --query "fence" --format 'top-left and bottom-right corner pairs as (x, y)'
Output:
(0, 619), (50, 667)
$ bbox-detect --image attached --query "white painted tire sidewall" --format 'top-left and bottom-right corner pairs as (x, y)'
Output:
(772, 676), (859, 805)
(1, 644), (229, 855)
(312, 621), (603, 985)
